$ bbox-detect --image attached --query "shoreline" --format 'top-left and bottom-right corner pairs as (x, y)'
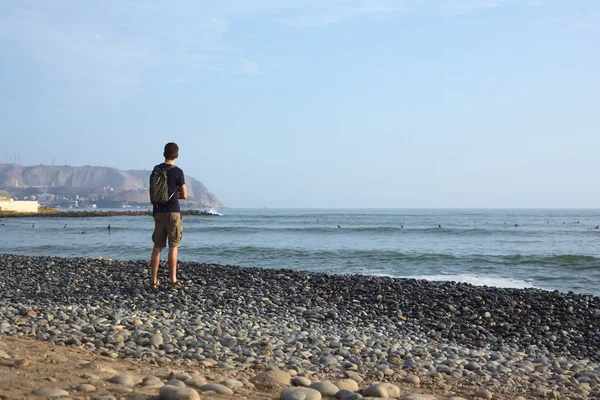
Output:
(0, 209), (219, 218)
(1, 253), (599, 399)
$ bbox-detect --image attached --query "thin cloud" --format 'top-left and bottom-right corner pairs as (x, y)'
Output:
(551, 10), (600, 31)
(277, 0), (406, 28)
(238, 58), (261, 75)
(0, 0), (552, 100)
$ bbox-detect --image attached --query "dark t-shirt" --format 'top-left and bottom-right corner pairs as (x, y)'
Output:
(152, 163), (185, 216)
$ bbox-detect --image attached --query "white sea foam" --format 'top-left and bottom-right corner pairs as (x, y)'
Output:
(373, 273), (536, 289)
(206, 208), (223, 216)
(416, 274), (537, 289)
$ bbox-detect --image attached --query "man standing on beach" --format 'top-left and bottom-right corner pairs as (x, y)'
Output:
(149, 142), (187, 289)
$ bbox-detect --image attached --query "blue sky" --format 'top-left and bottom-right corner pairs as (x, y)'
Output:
(0, 0), (598, 208)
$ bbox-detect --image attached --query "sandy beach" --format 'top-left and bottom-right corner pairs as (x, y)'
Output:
(1, 254), (599, 399)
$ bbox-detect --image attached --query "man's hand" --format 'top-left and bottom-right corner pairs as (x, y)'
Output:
(178, 184), (187, 200)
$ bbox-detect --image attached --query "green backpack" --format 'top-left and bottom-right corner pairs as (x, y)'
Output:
(149, 165), (175, 204)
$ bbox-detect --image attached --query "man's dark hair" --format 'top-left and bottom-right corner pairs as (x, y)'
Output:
(164, 142), (179, 160)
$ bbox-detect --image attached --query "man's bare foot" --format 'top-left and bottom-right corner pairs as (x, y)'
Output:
(169, 281), (184, 290)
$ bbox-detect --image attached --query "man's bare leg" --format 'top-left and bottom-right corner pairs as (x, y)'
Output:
(168, 247), (179, 283)
(151, 247), (162, 287)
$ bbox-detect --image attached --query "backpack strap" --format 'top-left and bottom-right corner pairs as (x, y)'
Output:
(164, 165), (176, 200)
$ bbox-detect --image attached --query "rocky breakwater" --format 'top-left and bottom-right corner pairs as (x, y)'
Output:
(0, 254), (599, 399)
(0, 209), (218, 218)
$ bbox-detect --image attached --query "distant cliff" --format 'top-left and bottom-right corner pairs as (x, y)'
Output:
(0, 164), (224, 208)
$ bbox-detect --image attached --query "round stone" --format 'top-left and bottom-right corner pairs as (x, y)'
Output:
(344, 371), (363, 382)
(32, 388), (69, 398)
(292, 376), (312, 387)
(403, 394), (438, 400)
(280, 387), (322, 400)
(465, 362), (481, 371)
(282, 390), (306, 400)
(107, 374), (136, 388)
(198, 383), (233, 395)
(251, 369), (292, 389)
(475, 389), (493, 400)
(333, 379), (358, 392)
(173, 388), (200, 400)
(184, 379), (207, 388)
(363, 383), (400, 398)
(173, 372), (192, 381)
(75, 384), (96, 392)
(405, 374), (421, 386)
(165, 379), (186, 388)
(159, 385), (180, 400)
(309, 381), (339, 397)
(220, 378), (244, 389)
(150, 333), (164, 346)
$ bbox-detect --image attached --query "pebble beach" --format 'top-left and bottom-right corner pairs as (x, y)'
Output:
(1, 253), (599, 399)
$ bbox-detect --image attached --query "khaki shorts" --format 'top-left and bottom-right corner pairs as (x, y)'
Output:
(152, 212), (183, 248)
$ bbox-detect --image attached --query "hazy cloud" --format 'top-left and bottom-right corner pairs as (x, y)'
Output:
(549, 10), (600, 30)
(0, 0), (552, 100)
(238, 58), (261, 75)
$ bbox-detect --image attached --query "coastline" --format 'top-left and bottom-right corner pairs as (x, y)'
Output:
(0, 209), (219, 218)
(0, 253), (598, 399)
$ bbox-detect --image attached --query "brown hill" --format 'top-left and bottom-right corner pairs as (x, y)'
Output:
(0, 164), (224, 208)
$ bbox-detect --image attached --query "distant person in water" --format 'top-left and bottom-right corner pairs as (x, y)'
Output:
(32, 223), (34, 228)
(401, 225), (404, 229)
(337, 225), (341, 229)
(595, 226), (599, 230)
(514, 224), (519, 227)
(149, 142), (187, 290)
(438, 225), (441, 228)
(107, 224), (111, 231)
(63, 224), (67, 229)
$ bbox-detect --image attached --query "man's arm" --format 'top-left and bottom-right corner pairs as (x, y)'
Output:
(178, 184), (187, 200)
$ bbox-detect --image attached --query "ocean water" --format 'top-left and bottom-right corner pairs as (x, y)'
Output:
(1, 209), (599, 296)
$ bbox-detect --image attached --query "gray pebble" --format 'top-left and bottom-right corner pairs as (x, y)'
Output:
(183, 379), (206, 388)
(309, 381), (339, 396)
(281, 387), (322, 400)
(150, 333), (164, 346)
(402, 394), (438, 400)
(474, 389), (493, 399)
(198, 383), (234, 395)
(75, 384), (96, 393)
(165, 379), (186, 388)
(107, 374), (136, 388)
(336, 389), (363, 400)
(32, 388), (69, 398)
(292, 376), (312, 387)
(363, 383), (400, 398)
(220, 378), (244, 389)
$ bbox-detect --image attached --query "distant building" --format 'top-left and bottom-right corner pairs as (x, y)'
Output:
(0, 196), (40, 213)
